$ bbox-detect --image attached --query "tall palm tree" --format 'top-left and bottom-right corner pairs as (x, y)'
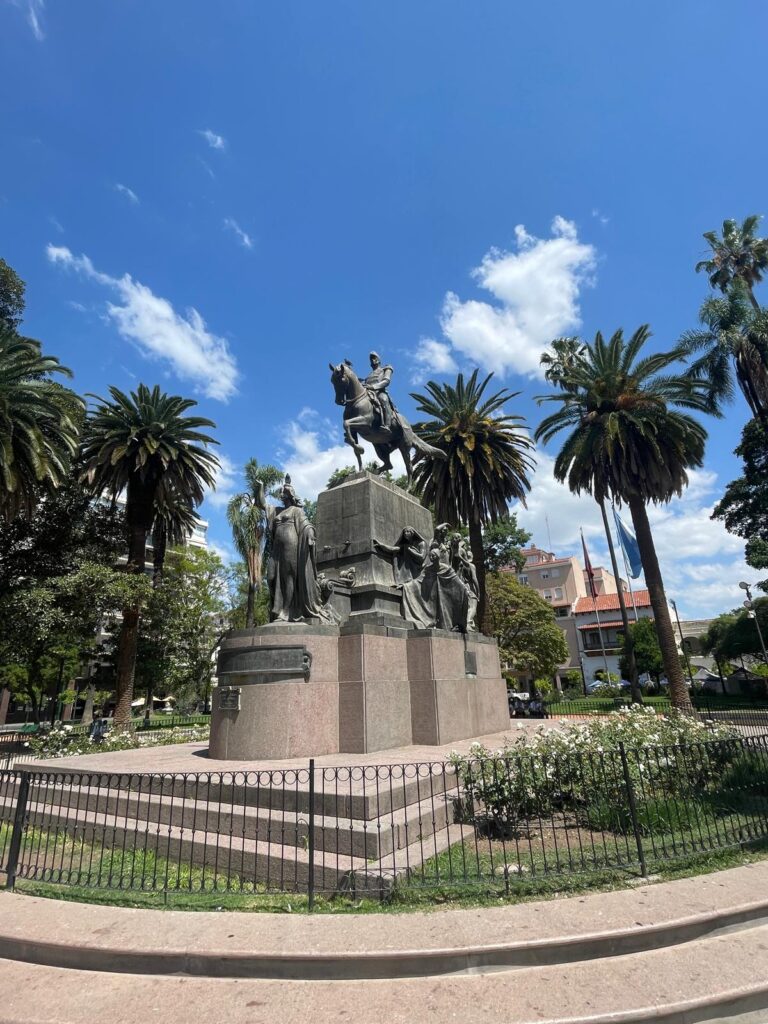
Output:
(535, 326), (710, 711)
(227, 458), (282, 627)
(696, 215), (768, 311)
(410, 370), (535, 631)
(0, 327), (82, 522)
(79, 384), (218, 726)
(150, 488), (201, 587)
(679, 292), (768, 429)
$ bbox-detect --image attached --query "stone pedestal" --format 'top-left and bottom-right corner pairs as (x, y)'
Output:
(208, 473), (511, 761)
(208, 622), (510, 760)
(316, 472), (433, 624)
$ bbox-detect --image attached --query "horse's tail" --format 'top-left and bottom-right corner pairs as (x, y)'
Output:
(403, 424), (447, 461)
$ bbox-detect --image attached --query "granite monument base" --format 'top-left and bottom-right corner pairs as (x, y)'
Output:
(208, 622), (509, 761)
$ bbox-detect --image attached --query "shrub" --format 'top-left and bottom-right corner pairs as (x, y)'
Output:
(449, 706), (738, 829)
(28, 722), (210, 759)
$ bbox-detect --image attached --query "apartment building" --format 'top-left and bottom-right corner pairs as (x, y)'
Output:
(506, 544), (648, 687)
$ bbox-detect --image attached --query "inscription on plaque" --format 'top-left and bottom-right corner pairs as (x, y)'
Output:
(217, 644), (312, 684)
(464, 651), (478, 677)
(219, 686), (241, 712)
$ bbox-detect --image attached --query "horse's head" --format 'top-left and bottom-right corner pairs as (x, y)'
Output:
(329, 360), (360, 406)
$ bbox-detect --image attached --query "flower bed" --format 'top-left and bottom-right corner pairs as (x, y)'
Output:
(449, 706), (739, 833)
(28, 722), (209, 759)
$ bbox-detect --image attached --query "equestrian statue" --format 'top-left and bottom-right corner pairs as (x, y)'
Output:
(329, 351), (445, 481)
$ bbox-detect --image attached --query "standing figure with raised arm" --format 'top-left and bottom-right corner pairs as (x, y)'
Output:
(255, 474), (337, 623)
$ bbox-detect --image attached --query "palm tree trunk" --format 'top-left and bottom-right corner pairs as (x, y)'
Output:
(598, 499), (641, 704)
(245, 581), (255, 629)
(468, 515), (486, 633)
(114, 492), (151, 728)
(627, 495), (692, 711)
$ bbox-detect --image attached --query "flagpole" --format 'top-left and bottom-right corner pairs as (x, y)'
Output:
(582, 528), (611, 682)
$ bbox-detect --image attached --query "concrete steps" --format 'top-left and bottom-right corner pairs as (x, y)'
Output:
(3, 865), (768, 1021)
(0, 921), (767, 1023)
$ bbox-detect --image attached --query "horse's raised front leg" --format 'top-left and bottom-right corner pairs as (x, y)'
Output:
(343, 416), (366, 462)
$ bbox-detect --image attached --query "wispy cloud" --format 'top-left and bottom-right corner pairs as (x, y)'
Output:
(198, 129), (226, 151)
(197, 157), (216, 180)
(223, 218), (253, 250)
(46, 244), (239, 402)
(114, 183), (139, 205)
(413, 216), (596, 379)
(9, 0), (45, 40)
(48, 215), (64, 233)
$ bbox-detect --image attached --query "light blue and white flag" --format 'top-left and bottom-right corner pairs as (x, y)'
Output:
(613, 508), (642, 579)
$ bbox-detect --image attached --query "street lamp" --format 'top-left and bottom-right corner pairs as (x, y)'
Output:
(739, 582), (768, 666)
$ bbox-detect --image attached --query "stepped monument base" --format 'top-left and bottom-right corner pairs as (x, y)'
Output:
(209, 473), (510, 760)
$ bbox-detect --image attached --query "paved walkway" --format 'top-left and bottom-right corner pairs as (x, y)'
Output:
(27, 720), (562, 774)
(1, 862), (768, 1024)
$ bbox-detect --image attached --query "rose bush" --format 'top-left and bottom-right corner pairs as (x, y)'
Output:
(29, 722), (209, 759)
(449, 706), (739, 831)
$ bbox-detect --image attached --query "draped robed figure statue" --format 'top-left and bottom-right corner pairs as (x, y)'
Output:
(254, 474), (338, 624)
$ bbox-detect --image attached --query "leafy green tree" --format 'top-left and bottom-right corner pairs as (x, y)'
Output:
(619, 618), (663, 682)
(713, 419), (768, 591)
(486, 572), (569, 681)
(79, 384), (219, 725)
(136, 547), (231, 711)
(702, 599), (768, 666)
(0, 472), (125, 601)
(0, 328), (83, 522)
(696, 215), (768, 311)
(226, 458), (282, 627)
(410, 371), (534, 631)
(0, 258), (26, 332)
(535, 326), (710, 710)
(481, 515), (531, 573)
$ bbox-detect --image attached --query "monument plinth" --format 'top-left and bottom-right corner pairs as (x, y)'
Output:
(209, 473), (510, 761)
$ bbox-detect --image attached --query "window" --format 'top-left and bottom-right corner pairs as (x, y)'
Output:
(517, 574), (529, 585)
(550, 568), (561, 578)
(543, 590), (552, 601)
(554, 587), (564, 601)
(541, 571), (550, 580)
(555, 606), (569, 618)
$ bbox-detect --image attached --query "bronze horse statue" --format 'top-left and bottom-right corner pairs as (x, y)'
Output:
(329, 361), (445, 481)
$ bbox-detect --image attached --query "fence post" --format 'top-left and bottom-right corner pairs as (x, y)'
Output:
(618, 742), (647, 878)
(307, 758), (315, 912)
(5, 771), (31, 890)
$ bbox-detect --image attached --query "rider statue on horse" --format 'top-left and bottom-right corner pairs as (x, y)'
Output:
(329, 352), (445, 482)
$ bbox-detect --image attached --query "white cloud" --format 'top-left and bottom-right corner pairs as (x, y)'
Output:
(49, 215), (64, 233)
(223, 218), (253, 250)
(46, 244), (239, 401)
(412, 338), (458, 380)
(277, 413), (406, 499)
(415, 216), (596, 378)
(198, 129), (226, 151)
(203, 453), (240, 509)
(208, 538), (236, 565)
(10, 0), (45, 40)
(512, 451), (757, 620)
(114, 183), (139, 205)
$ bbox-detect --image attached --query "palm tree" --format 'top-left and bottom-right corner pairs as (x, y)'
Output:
(0, 327), (82, 522)
(410, 370), (534, 630)
(678, 292), (768, 429)
(696, 215), (768, 311)
(535, 326), (710, 711)
(227, 459), (282, 627)
(79, 384), (218, 726)
(150, 488), (201, 587)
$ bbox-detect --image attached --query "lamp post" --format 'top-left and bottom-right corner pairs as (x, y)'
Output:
(739, 582), (768, 666)
(670, 599), (695, 689)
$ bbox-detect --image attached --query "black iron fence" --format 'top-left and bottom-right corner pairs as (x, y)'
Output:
(1, 732), (767, 907)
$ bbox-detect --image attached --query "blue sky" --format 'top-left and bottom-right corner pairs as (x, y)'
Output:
(2, 0), (766, 618)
